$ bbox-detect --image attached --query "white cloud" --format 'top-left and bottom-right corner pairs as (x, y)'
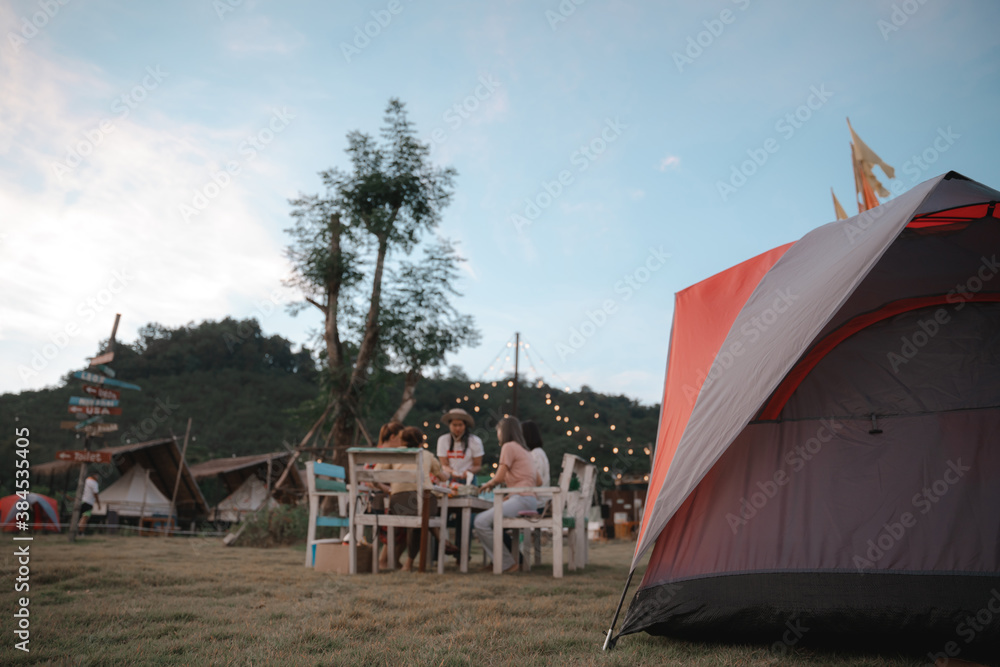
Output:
(0, 19), (294, 394)
(658, 154), (680, 171)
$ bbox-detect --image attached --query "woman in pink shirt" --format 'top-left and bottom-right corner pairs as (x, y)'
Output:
(475, 417), (541, 573)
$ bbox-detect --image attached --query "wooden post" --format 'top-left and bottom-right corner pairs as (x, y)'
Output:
(512, 331), (520, 417)
(266, 457), (273, 496)
(68, 314), (121, 542)
(170, 418), (192, 528)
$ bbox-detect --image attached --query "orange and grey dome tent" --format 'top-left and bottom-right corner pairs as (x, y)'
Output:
(604, 172), (1000, 659)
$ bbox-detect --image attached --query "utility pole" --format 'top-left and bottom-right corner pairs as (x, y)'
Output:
(512, 331), (520, 417)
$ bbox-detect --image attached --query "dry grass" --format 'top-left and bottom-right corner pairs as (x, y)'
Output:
(0, 535), (925, 666)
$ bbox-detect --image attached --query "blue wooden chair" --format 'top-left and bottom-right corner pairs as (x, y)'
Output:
(304, 461), (351, 567)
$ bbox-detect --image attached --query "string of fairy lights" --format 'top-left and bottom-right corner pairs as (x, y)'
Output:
(418, 333), (651, 482)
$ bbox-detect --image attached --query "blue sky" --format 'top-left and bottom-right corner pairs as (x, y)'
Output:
(2, 0), (998, 405)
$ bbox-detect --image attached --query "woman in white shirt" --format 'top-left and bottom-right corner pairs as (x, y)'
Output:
(436, 408), (484, 483)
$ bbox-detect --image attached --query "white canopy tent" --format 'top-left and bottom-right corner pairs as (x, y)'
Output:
(91, 465), (174, 518)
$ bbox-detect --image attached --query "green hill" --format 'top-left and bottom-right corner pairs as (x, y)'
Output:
(0, 318), (659, 497)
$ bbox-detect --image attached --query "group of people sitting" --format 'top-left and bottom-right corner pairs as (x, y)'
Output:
(369, 407), (550, 573)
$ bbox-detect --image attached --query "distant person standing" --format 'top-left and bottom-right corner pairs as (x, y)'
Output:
(78, 474), (101, 533)
(436, 408), (484, 484)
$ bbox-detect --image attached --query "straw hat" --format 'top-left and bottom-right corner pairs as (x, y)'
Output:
(441, 407), (474, 429)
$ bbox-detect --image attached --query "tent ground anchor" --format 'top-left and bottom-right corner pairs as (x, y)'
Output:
(602, 569), (634, 650)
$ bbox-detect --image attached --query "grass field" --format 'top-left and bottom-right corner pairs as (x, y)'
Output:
(1, 535), (930, 666)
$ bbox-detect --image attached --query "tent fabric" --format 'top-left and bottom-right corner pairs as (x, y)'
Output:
(638, 243), (793, 554)
(210, 475), (277, 522)
(190, 452), (303, 506)
(0, 494), (60, 532)
(632, 172), (997, 566)
(619, 172), (1000, 654)
(92, 466), (174, 518)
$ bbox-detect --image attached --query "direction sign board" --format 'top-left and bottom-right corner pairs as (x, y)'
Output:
(69, 396), (120, 408)
(89, 352), (115, 367)
(56, 450), (113, 464)
(82, 384), (120, 400)
(84, 423), (118, 434)
(60, 416), (102, 430)
(72, 371), (140, 391)
(67, 405), (122, 416)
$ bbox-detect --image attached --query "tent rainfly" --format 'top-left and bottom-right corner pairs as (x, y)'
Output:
(606, 172), (1000, 659)
(189, 451), (303, 521)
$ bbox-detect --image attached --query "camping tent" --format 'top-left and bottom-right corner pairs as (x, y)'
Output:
(91, 466), (174, 518)
(608, 172), (999, 657)
(189, 451), (303, 521)
(0, 494), (60, 532)
(211, 474), (278, 522)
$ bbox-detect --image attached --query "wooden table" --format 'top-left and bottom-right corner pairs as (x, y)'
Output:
(447, 495), (492, 573)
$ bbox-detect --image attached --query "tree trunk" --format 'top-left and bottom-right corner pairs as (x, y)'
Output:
(329, 399), (356, 467)
(349, 234), (389, 389)
(324, 213), (345, 372)
(329, 233), (390, 465)
(391, 369), (420, 423)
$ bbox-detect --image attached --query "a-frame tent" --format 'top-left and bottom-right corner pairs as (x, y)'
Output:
(98, 437), (208, 521)
(607, 172), (999, 658)
(189, 452), (303, 522)
(91, 465), (174, 518)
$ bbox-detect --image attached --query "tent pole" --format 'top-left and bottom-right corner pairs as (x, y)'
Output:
(602, 569), (635, 650)
(170, 418), (193, 528)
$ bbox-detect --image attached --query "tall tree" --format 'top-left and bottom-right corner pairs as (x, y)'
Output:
(285, 99), (461, 464)
(381, 240), (481, 422)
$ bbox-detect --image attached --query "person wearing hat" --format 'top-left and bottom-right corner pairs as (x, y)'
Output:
(436, 408), (484, 484)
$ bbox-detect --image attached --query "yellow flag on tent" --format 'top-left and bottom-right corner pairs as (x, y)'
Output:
(831, 188), (848, 220)
(848, 118), (895, 208)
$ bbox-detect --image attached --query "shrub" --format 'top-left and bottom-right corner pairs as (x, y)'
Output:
(233, 504), (309, 548)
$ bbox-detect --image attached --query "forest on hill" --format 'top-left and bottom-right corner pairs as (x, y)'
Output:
(0, 318), (659, 497)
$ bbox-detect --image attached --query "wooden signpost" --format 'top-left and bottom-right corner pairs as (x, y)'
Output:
(67, 405), (122, 416)
(71, 371), (140, 391)
(60, 416), (102, 430)
(68, 397), (120, 408)
(82, 384), (120, 400)
(88, 351), (115, 367)
(56, 450), (113, 464)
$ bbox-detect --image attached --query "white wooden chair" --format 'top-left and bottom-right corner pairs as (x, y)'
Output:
(346, 447), (450, 575)
(304, 461), (351, 567)
(492, 453), (597, 577)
